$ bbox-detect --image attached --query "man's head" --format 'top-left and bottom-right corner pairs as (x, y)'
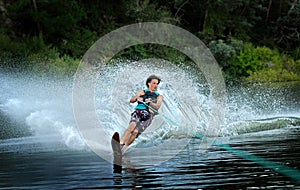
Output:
(146, 75), (161, 91)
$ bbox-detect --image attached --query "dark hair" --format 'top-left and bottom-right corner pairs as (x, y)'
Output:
(146, 75), (161, 88)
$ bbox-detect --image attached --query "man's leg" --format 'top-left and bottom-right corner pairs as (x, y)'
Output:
(120, 122), (136, 145)
(121, 128), (138, 153)
(126, 128), (139, 147)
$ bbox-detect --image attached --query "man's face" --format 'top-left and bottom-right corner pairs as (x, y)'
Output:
(148, 79), (159, 92)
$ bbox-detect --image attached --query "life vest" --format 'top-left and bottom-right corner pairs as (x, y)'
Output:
(135, 89), (159, 110)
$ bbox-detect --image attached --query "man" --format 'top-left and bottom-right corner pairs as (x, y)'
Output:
(120, 75), (163, 153)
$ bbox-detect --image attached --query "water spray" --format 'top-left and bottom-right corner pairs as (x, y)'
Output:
(141, 101), (300, 182)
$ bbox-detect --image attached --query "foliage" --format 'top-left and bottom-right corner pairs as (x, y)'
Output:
(208, 38), (244, 68)
(227, 43), (281, 78)
(6, 0), (93, 58)
(195, 0), (265, 43)
(1, 0), (299, 59)
(0, 34), (79, 76)
(226, 42), (300, 82)
(0, 34), (27, 56)
(114, 44), (188, 64)
(271, 1), (300, 51)
(284, 59), (300, 75)
(1, 0), (300, 82)
(246, 69), (300, 83)
(293, 46), (300, 61)
(124, 0), (178, 24)
(0, 33), (56, 57)
(60, 29), (98, 57)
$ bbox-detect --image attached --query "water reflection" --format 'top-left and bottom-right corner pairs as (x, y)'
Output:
(109, 130), (300, 189)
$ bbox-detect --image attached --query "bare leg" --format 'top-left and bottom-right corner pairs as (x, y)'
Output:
(126, 129), (138, 146)
(120, 122), (136, 145)
(121, 129), (138, 153)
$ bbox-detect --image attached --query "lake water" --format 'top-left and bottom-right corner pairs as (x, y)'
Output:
(1, 61), (300, 189)
(0, 127), (300, 189)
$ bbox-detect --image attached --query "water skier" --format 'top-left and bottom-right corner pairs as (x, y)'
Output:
(120, 75), (163, 153)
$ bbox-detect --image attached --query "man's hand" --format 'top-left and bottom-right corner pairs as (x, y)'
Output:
(144, 98), (152, 103)
(136, 97), (143, 102)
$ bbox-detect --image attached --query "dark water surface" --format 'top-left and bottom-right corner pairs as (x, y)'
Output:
(0, 126), (300, 189)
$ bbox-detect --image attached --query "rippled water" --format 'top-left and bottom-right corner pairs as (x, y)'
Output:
(1, 60), (300, 189)
(0, 127), (299, 189)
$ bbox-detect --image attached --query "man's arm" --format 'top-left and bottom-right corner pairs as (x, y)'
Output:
(148, 95), (163, 110)
(129, 90), (144, 103)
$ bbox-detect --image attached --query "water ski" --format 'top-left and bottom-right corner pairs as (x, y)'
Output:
(111, 132), (122, 173)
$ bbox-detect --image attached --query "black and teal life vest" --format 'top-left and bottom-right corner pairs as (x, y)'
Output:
(135, 89), (159, 110)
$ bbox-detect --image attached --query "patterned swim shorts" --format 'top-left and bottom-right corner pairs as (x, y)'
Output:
(130, 109), (153, 137)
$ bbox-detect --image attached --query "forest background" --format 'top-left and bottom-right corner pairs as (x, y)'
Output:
(0, 0), (300, 83)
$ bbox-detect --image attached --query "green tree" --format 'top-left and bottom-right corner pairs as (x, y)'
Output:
(208, 38), (244, 68)
(122, 0), (178, 24)
(195, 0), (264, 42)
(272, 0), (300, 52)
(227, 43), (282, 78)
(6, 0), (97, 57)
